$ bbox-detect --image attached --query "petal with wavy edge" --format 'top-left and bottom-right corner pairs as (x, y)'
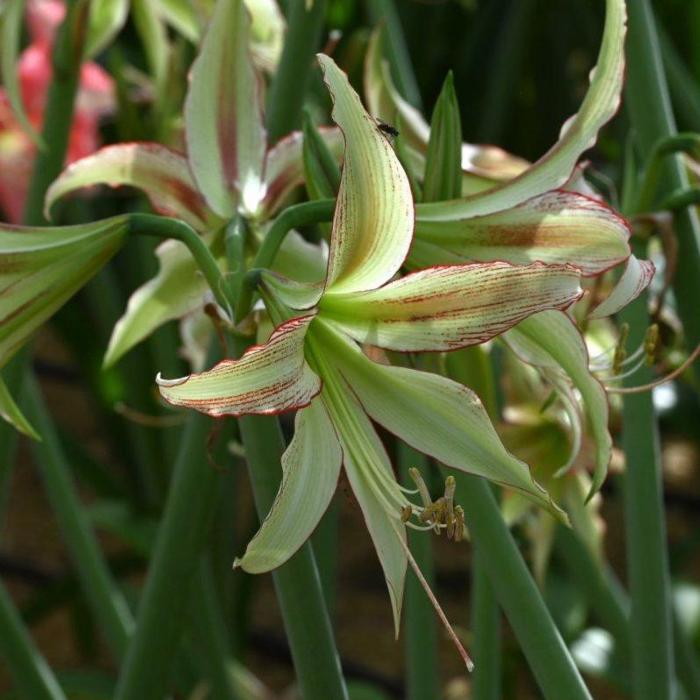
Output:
(104, 230), (224, 368)
(413, 191), (631, 276)
(314, 321), (566, 520)
(318, 55), (413, 296)
(0, 217), (129, 368)
(157, 314), (320, 416)
(234, 397), (342, 572)
(418, 0), (626, 221)
(0, 376), (39, 440)
(588, 255), (655, 319)
(320, 262), (582, 352)
(316, 370), (406, 635)
(185, 0), (266, 217)
(45, 143), (217, 230)
(504, 310), (612, 496)
(261, 127), (344, 217)
(364, 28), (529, 185)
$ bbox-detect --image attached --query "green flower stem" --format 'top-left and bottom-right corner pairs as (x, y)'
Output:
(0, 581), (66, 700)
(457, 477), (592, 700)
(127, 214), (232, 318)
(625, 0), (700, 374)
(232, 334), (348, 700)
(311, 501), (339, 614)
(266, 0), (327, 143)
(234, 199), (335, 322)
(658, 24), (700, 129)
(114, 353), (222, 700)
(398, 445), (439, 700)
(22, 0), (85, 225)
(364, 0), (422, 110)
(23, 377), (134, 659)
(618, 270), (674, 700)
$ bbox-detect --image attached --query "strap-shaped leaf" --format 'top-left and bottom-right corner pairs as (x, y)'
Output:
(234, 397), (342, 572)
(317, 321), (566, 520)
(504, 310), (612, 495)
(0, 375), (39, 440)
(320, 262), (582, 352)
(418, 0), (626, 221)
(85, 0), (129, 58)
(413, 191), (631, 276)
(157, 314), (320, 416)
(184, 0), (266, 217)
(588, 255), (655, 319)
(45, 143), (217, 230)
(1, 0), (41, 146)
(0, 217), (129, 368)
(318, 54), (413, 296)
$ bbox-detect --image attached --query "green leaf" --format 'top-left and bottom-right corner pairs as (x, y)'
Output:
(85, 0), (129, 58)
(0, 217), (129, 370)
(235, 397), (342, 572)
(318, 54), (414, 296)
(1, 0), (42, 147)
(320, 261), (582, 352)
(184, 0), (266, 217)
(302, 112), (341, 201)
(418, 0), (626, 220)
(422, 72), (462, 202)
(157, 314), (321, 416)
(131, 0), (169, 89)
(0, 375), (39, 440)
(317, 321), (566, 520)
(413, 190), (631, 276)
(156, 0), (201, 43)
(504, 310), (612, 495)
(45, 143), (218, 231)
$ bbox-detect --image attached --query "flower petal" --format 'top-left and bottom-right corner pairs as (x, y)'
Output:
(316, 321), (566, 519)
(157, 314), (320, 417)
(504, 310), (612, 495)
(318, 54), (414, 296)
(184, 0), (266, 217)
(45, 143), (217, 231)
(0, 217), (129, 368)
(261, 126), (343, 217)
(104, 230), (224, 368)
(418, 0), (626, 221)
(320, 262), (582, 352)
(235, 397), (342, 572)
(588, 255), (655, 319)
(413, 190), (631, 276)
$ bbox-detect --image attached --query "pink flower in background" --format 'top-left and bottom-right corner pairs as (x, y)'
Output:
(0, 0), (114, 222)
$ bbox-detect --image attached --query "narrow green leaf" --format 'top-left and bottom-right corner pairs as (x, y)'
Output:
(423, 72), (462, 202)
(302, 111), (341, 200)
(85, 0), (129, 58)
(0, 374), (39, 439)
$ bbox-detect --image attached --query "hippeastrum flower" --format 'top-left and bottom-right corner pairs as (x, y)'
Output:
(366, 0), (654, 495)
(0, 215), (130, 436)
(45, 0), (341, 367)
(156, 55), (585, 631)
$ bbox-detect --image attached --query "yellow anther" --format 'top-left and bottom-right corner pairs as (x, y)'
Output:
(409, 467), (433, 509)
(454, 506), (465, 542)
(401, 505), (413, 523)
(645, 324), (660, 366)
(613, 323), (630, 375)
(444, 476), (456, 539)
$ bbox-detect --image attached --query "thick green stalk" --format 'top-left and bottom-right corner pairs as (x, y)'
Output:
(658, 25), (700, 130)
(311, 501), (340, 615)
(618, 274), (674, 700)
(22, 0), (85, 225)
(232, 335), (348, 700)
(364, 0), (422, 109)
(114, 369), (222, 700)
(24, 378), (134, 659)
(625, 0), (700, 375)
(0, 582), (66, 700)
(398, 446), (439, 700)
(265, 0), (327, 143)
(457, 477), (592, 700)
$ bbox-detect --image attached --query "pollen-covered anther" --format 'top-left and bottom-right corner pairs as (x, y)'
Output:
(644, 323), (660, 366)
(401, 504), (413, 523)
(454, 505), (465, 542)
(613, 322), (630, 375)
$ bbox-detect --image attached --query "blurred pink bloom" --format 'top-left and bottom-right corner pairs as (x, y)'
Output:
(0, 0), (114, 222)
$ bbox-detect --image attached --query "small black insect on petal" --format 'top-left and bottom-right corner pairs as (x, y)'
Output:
(377, 121), (399, 138)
